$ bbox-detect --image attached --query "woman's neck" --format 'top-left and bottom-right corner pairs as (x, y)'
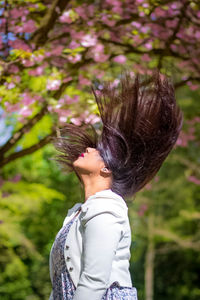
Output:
(84, 182), (111, 202)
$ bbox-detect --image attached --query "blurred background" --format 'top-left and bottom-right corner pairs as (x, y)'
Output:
(0, 0), (200, 299)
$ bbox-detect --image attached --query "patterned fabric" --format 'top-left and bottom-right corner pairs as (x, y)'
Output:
(50, 216), (138, 300)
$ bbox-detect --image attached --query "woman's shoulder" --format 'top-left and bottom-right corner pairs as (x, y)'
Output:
(80, 189), (128, 225)
(62, 203), (82, 226)
(67, 202), (82, 215)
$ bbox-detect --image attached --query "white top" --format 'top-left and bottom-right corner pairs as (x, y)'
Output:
(49, 189), (133, 300)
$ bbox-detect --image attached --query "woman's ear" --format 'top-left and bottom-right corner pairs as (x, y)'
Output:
(100, 167), (112, 176)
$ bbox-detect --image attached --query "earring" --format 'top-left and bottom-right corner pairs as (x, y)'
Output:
(102, 167), (107, 172)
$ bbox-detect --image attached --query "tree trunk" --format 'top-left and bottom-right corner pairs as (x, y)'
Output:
(145, 213), (155, 300)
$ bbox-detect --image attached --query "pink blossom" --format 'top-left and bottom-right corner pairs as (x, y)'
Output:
(33, 54), (44, 63)
(4, 102), (20, 113)
(137, 204), (148, 216)
(145, 183), (152, 190)
(54, 106), (71, 117)
(94, 43), (104, 52)
(29, 66), (44, 76)
(7, 82), (16, 89)
(9, 174), (22, 182)
(67, 54), (82, 63)
(176, 32), (183, 39)
(17, 116), (26, 123)
(144, 42), (152, 50)
(154, 176), (159, 182)
(21, 16), (26, 22)
(13, 75), (21, 83)
(141, 54), (151, 62)
(170, 44), (177, 52)
(35, 94), (45, 102)
(59, 11), (73, 24)
(171, 3), (179, 9)
(59, 116), (68, 123)
(187, 176), (200, 185)
(87, 20), (94, 26)
(176, 130), (196, 147)
(166, 19), (178, 28)
(70, 110), (100, 125)
(69, 41), (80, 49)
(70, 117), (82, 126)
(46, 79), (61, 90)
(9, 64), (19, 73)
(113, 6), (123, 14)
(154, 7), (166, 17)
(18, 106), (33, 117)
(58, 95), (79, 105)
(85, 114), (101, 124)
(106, 0), (121, 5)
(110, 79), (120, 88)
(47, 105), (53, 112)
(93, 69), (105, 79)
(139, 11), (145, 17)
(101, 15), (116, 27)
(140, 26), (150, 34)
(81, 34), (97, 47)
(67, 95), (79, 104)
(22, 59), (35, 67)
(113, 55), (127, 64)
(195, 31), (200, 39)
(10, 39), (31, 51)
(78, 74), (91, 86)
(187, 81), (199, 91)
(21, 93), (35, 105)
(192, 117), (200, 123)
(75, 6), (87, 20)
(87, 4), (95, 16)
(63, 76), (73, 83)
(0, 36), (3, 48)
(22, 20), (36, 33)
(2, 192), (10, 198)
(10, 8), (25, 19)
(70, 29), (85, 40)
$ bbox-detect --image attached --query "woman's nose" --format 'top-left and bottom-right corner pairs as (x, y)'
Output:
(86, 147), (96, 153)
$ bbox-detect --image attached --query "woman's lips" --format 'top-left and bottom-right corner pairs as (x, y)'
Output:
(80, 153), (84, 157)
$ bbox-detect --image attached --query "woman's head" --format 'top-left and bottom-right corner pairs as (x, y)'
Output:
(51, 69), (183, 199)
(73, 147), (111, 178)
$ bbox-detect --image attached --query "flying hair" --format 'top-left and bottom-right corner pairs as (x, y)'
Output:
(51, 69), (183, 199)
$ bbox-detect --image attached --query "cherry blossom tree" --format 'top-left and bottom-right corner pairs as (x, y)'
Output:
(0, 0), (200, 168)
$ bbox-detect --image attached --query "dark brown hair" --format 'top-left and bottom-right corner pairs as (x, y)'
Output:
(51, 69), (183, 198)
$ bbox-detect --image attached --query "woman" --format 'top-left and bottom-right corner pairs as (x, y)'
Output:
(49, 70), (183, 299)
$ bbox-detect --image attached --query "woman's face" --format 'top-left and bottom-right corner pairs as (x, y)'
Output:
(73, 147), (106, 175)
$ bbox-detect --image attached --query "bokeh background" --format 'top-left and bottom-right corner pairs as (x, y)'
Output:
(0, 0), (200, 299)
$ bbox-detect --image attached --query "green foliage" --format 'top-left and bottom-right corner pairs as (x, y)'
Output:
(0, 143), (83, 299)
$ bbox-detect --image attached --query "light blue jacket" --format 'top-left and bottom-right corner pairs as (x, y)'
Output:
(49, 189), (133, 300)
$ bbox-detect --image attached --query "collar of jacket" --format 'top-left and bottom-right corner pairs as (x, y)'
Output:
(81, 189), (127, 211)
(63, 189), (127, 227)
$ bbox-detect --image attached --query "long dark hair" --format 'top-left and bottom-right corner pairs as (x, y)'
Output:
(51, 69), (183, 198)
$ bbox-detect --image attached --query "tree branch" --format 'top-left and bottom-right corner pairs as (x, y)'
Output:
(31, 0), (70, 47)
(0, 104), (48, 158)
(0, 74), (74, 159)
(0, 130), (56, 168)
(154, 228), (200, 251)
(174, 76), (200, 89)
